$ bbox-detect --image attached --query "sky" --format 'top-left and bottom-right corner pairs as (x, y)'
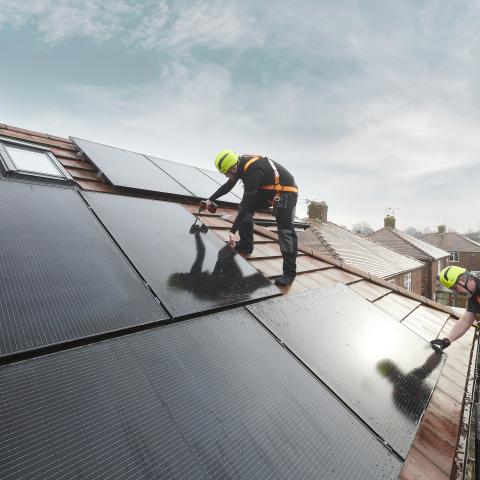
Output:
(0, 0), (479, 232)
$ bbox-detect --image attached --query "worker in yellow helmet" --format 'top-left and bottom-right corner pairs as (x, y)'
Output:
(430, 266), (480, 352)
(200, 149), (299, 286)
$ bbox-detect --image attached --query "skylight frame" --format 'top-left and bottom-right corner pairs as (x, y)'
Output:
(0, 137), (72, 182)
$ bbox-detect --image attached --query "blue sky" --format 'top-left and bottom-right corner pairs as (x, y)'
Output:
(1, 0), (479, 232)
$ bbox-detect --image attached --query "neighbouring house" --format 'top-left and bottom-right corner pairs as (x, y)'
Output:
(422, 226), (480, 307)
(298, 202), (425, 295)
(0, 122), (477, 480)
(369, 215), (450, 300)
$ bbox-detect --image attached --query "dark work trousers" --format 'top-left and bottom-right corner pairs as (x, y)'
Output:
(238, 192), (298, 277)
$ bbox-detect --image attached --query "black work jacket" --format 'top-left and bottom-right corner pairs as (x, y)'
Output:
(209, 155), (296, 233)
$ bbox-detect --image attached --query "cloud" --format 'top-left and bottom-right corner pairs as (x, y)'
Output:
(2, 1), (480, 232)
(128, 0), (265, 53)
(0, 0), (136, 42)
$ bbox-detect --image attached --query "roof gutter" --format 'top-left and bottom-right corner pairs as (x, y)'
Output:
(458, 333), (480, 479)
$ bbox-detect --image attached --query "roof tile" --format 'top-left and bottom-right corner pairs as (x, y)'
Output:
(348, 279), (391, 301)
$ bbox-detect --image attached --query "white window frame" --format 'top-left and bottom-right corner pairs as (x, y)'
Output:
(403, 272), (412, 291)
(449, 251), (459, 262)
(0, 137), (71, 182)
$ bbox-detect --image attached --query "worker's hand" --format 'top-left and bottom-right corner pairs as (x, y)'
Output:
(430, 337), (451, 353)
(199, 199), (211, 212)
(227, 232), (236, 249)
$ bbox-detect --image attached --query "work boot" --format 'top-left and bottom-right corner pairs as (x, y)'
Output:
(234, 242), (253, 255)
(275, 273), (296, 286)
(275, 252), (296, 286)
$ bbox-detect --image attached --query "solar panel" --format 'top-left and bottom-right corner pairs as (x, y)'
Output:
(147, 155), (240, 203)
(246, 283), (445, 459)
(0, 180), (168, 358)
(199, 167), (245, 199)
(82, 191), (279, 317)
(72, 137), (190, 196)
(0, 309), (402, 479)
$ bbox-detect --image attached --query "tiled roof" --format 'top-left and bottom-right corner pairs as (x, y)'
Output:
(370, 228), (450, 261)
(298, 220), (424, 279)
(0, 123), (477, 480)
(422, 232), (480, 253)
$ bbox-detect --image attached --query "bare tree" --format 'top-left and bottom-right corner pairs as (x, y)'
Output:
(351, 221), (374, 236)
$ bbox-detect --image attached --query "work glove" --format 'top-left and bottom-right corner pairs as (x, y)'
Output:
(430, 337), (450, 353)
(199, 200), (217, 213)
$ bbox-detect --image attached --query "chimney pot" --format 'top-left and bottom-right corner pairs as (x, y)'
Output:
(438, 225), (446, 234)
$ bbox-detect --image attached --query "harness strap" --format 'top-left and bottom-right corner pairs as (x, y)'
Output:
(243, 155), (262, 172)
(243, 156), (297, 195)
(260, 185), (298, 193)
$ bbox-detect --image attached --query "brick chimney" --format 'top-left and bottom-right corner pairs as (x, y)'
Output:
(308, 201), (328, 222)
(438, 225), (446, 234)
(384, 215), (396, 229)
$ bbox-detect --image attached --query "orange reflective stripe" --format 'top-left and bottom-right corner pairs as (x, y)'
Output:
(243, 156), (261, 172)
(260, 185), (298, 193)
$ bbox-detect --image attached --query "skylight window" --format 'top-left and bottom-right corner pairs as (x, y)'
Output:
(5, 144), (63, 177)
(0, 138), (69, 180)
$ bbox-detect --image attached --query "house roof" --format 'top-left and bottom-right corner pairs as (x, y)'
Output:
(422, 231), (480, 253)
(0, 122), (477, 480)
(298, 220), (425, 279)
(369, 228), (450, 261)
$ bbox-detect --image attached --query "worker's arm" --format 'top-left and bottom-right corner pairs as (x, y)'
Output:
(430, 310), (476, 352)
(230, 169), (264, 234)
(447, 310), (476, 342)
(209, 179), (237, 202)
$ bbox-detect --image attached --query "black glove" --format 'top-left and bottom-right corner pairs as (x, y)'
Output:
(430, 337), (450, 353)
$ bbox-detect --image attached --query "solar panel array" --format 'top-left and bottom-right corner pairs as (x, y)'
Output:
(0, 310), (402, 480)
(0, 168), (445, 478)
(82, 191), (279, 317)
(72, 137), (192, 196)
(72, 137), (242, 204)
(247, 283), (445, 459)
(0, 180), (168, 357)
(147, 155), (241, 203)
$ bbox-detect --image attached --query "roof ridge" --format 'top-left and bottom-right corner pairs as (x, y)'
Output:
(309, 220), (344, 262)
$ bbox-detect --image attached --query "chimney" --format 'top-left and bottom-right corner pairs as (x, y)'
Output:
(384, 215), (396, 229)
(308, 201), (328, 222)
(438, 225), (446, 234)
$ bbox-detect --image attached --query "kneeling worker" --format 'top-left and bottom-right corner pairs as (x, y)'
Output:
(201, 149), (298, 286)
(430, 266), (480, 352)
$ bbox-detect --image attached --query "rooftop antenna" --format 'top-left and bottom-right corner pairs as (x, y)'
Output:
(385, 207), (398, 217)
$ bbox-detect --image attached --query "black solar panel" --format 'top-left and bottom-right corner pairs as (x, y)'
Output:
(199, 167), (245, 199)
(72, 137), (190, 196)
(82, 191), (279, 317)
(0, 180), (168, 357)
(0, 309), (402, 479)
(147, 155), (240, 203)
(247, 283), (445, 459)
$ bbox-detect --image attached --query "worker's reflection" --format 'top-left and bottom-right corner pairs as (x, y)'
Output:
(168, 229), (268, 299)
(376, 352), (442, 421)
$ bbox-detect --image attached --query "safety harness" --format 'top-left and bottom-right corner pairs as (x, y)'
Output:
(243, 156), (298, 204)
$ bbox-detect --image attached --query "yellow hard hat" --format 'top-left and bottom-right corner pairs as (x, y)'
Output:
(215, 149), (238, 174)
(439, 266), (467, 289)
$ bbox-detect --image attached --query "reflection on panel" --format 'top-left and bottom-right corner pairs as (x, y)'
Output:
(0, 180), (168, 357)
(83, 191), (279, 317)
(247, 283), (445, 459)
(0, 309), (402, 480)
(199, 167), (245, 199)
(147, 155), (240, 203)
(72, 138), (190, 195)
